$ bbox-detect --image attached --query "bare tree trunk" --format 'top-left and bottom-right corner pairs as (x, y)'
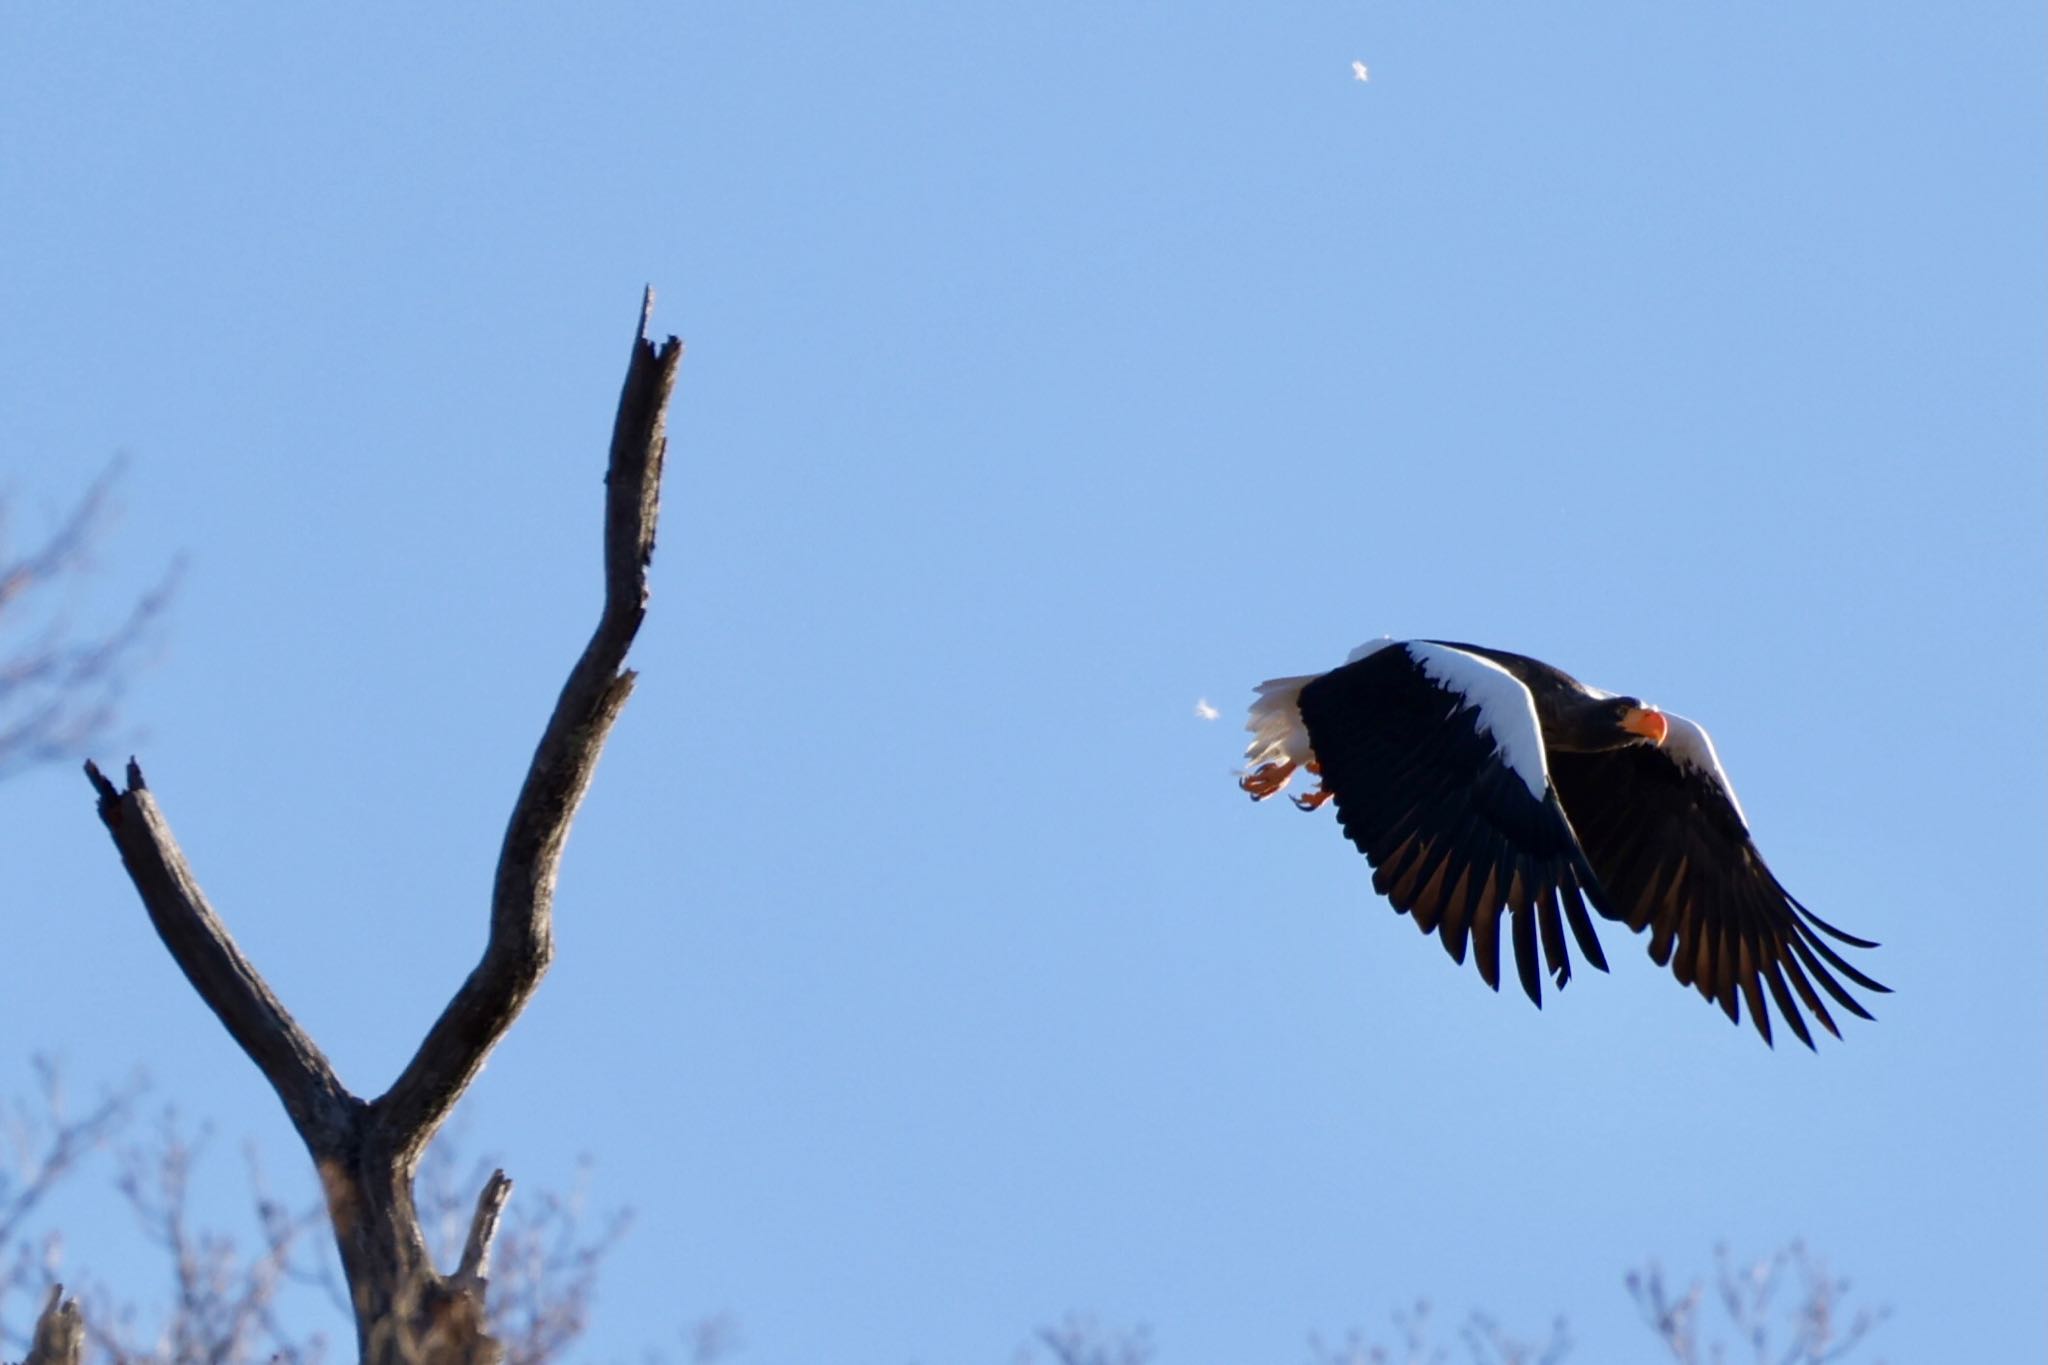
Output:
(84, 291), (683, 1365)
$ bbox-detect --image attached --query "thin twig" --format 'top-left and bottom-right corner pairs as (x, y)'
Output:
(0, 459), (179, 779)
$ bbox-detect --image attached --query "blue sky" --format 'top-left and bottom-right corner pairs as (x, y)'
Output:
(2, 4), (2042, 1361)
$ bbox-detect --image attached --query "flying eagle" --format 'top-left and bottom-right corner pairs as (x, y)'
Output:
(1240, 638), (1886, 1047)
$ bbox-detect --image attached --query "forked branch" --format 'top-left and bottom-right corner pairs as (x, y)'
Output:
(84, 291), (682, 1364)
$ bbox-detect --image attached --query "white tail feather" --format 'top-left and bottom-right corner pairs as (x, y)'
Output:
(1242, 674), (1318, 773)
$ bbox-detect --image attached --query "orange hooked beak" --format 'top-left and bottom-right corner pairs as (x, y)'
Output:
(1622, 706), (1668, 746)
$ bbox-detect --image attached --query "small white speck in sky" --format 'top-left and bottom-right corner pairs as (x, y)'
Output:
(1351, 60), (1370, 83)
(1194, 698), (1220, 721)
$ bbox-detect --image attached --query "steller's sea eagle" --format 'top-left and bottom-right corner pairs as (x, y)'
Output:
(1240, 638), (1886, 1047)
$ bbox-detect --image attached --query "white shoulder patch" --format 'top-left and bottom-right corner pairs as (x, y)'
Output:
(1661, 711), (1749, 830)
(1346, 636), (1396, 663)
(1402, 641), (1551, 799)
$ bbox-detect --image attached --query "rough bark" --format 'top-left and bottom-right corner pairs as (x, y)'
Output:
(20, 1286), (82, 1365)
(83, 290), (683, 1364)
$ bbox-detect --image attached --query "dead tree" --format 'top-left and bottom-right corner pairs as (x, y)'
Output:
(80, 292), (682, 1365)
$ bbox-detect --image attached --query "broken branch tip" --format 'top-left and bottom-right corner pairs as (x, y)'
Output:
(83, 760), (123, 814)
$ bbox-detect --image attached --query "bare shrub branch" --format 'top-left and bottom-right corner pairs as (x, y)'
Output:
(1628, 1243), (1890, 1365)
(1459, 1311), (1571, 1365)
(78, 1114), (333, 1365)
(0, 1063), (140, 1357)
(0, 1059), (1895, 1365)
(1309, 1298), (1446, 1365)
(1029, 1314), (1155, 1365)
(0, 461), (177, 780)
(0, 1068), (630, 1365)
(0, 1062), (139, 1252)
(1309, 1297), (1547, 1365)
(680, 1314), (740, 1365)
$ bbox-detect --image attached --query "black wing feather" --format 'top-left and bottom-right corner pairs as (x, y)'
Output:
(1547, 741), (1887, 1048)
(1298, 644), (1611, 1007)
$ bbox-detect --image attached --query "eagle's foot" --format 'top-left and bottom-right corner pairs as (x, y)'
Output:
(1292, 785), (1334, 812)
(1239, 761), (1297, 801)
